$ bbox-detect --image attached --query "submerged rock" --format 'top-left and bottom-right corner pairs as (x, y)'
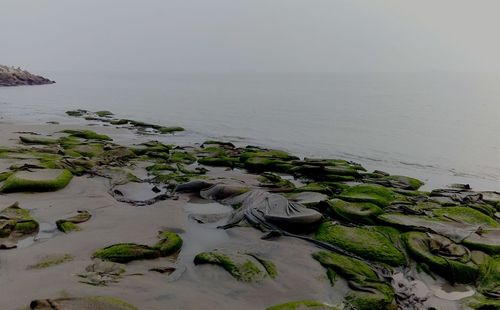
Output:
(0, 65), (54, 86)
(78, 260), (126, 286)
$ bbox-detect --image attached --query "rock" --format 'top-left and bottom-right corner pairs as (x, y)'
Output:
(314, 222), (405, 266)
(1, 169), (73, 193)
(0, 202), (39, 239)
(338, 184), (403, 207)
(266, 300), (338, 310)
(194, 250), (276, 282)
(29, 296), (137, 310)
(313, 251), (396, 310)
(403, 232), (483, 283)
(56, 210), (91, 233)
(93, 230), (182, 263)
(326, 198), (383, 225)
(0, 65), (54, 86)
(78, 260), (126, 286)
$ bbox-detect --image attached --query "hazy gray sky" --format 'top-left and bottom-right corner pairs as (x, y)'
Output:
(1, 0), (499, 73)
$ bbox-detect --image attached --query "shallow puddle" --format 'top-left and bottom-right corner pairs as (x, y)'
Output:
(17, 222), (58, 248)
(431, 283), (475, 300)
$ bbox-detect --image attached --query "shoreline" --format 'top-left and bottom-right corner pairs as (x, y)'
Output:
(0, 112), (498, 309)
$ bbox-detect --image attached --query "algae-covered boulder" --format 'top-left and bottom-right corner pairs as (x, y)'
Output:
(1, 169), (73, 193)
(266, 300), (337, 310)
(94, 230), (182, 263)
(0, 202), (39, 238)
(29, 296), (138, 310)
(93, 243), (161, 263)
(19, 136), (59, 145)
(364, 175), (424, 190)
(432, 206), (499, 228)
(56, 210), (91, 233)
(62, 129), (111, 141)
(402, 232), (482, 283)
(326, 199), (383, 225)
(477, 255), (500, 300)
(194, 250), (277, 282)
(337, 184), (401, 207)
(463, 229), (500, 255)
(314, 222), (405, 266)
(313, 251), (396, 310)
(152, 230), (183, 256)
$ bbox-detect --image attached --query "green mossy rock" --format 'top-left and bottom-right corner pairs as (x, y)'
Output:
(1, 169), (73, 193)
(365, 175), (424, 190)
(463, 229), (500, 255)
(464, 294), (500, 310)
(95, 110), (114, 117)
(432, 206), (499, 228)
(266, 300), (337, 310)
(62, 129), (111, 141)
(403, 232), (481, 283)
(19, 136), (59, 145)
(326, 199), (383, 224)
(337, 184), (401, 207)
(152, 230), (183, 256)
(29, 296), (138, 310)
(0, 202), (39, 238)
(65, 110), (87, 117)
(158, 126), (184, 134)
(315, 222), (405, 266)
(169, 151), (196, 164)
(194, 251), (276, 282)
(93, 243), (161, 263)
(313, 251), (396, 310)
(258, 172), (295, 192)
(198, 156), (239, 168)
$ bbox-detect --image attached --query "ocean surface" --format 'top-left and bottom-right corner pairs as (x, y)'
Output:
(1, 71), (500, 190)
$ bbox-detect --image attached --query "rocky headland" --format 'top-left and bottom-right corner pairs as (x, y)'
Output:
(0, 65), (54, 86)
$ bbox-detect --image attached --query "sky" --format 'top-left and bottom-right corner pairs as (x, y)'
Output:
(1, 0), (500, 73)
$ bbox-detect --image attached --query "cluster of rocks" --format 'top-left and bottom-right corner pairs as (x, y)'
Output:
(0, 110), (498, 309)
(0, 65), (54, 86)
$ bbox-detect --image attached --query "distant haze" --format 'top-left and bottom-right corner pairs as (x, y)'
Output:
(1, 0), (500, 73)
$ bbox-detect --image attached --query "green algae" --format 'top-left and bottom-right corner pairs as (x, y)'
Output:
(28, 254), (73, 269)
(314, 222), (405, 266)
(258, 172), (295, 192)
(158, 126), (185, 134)
(1, 169), (73, 193)
(169, 150), (197, 164)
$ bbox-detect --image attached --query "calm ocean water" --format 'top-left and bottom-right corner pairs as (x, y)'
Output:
(1, 71), (500, 190)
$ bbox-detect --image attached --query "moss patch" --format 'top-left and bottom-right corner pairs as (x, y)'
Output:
(337, 184), (401, 207)
(266, 300), (337, 310)
(28, 254), (73, 269)
(326, 199), (383, 224)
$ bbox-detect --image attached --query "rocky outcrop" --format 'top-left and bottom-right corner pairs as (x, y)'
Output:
(0, 65), (54, 86)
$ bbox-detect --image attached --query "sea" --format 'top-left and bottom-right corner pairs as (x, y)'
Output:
(1, 71), (500, 191)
